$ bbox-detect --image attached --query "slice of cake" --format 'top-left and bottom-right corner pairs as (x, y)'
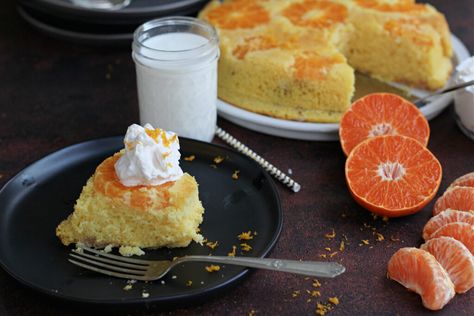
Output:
(199, 0), (453, 123)
(56, 124), (204, 249)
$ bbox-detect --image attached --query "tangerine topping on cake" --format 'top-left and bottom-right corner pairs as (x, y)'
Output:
(282, 0), (348, 28)
(205, 0), (270, 29)
(355, 0), (426, 12)
(293, 51), (344, 80)
(232, 35), (278, 59)
(384, 18), (434, 46)
(94, 154), (172, 209)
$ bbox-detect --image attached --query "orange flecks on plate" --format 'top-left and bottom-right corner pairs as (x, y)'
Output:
(387, 247), (455, 310)
(205, 264), (221, 273)
(448, 172), (474, 189)
(356, 0), (426, 12)
(384, 18), (434, 47)
(421, 236), (474, 293)
(292, 51), (344, 81)
(232, 35), (278, 59)
(205, 0), (270, 30)
(339, 93), (430, 156)
(345, 135), (442, 217)
(429, 222), (474, 255)
(282, 0), (348, 28)
(93, 154), (172, 209)
(433, 186), (474, 216)
(184, 155), (195, 161)
(422, 209), (474, 240)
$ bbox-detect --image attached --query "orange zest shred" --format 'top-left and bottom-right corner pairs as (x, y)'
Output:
(325, 229), (336, 239)
(232, 170), (241, 180)
(240, 243), (252, 252)
(228, 245), (237, 257)
(206, 240), (219, 250)
(238, 231), (254, 240)
(213, 156), (225, 164)
(205, 264), (221, 272)
(184, 155), (195, 161)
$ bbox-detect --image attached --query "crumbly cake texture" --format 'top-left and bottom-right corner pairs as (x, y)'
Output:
(56, 153), (204, 249)
(199, 0), (452, 123)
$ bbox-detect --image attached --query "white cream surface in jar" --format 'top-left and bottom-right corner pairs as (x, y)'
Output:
(132, 19), (219, 143)
(454, 56), (474, 138)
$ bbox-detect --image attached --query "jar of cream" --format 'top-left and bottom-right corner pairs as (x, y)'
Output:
(454, 56), (474, 140)
(132, 17), (219, 142)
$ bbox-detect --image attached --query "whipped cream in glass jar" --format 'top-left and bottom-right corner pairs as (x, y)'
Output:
(132, 17), (219, 142)
(454, 56), (474, 140)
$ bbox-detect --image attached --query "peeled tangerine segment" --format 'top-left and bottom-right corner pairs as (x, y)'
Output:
(430, 222), (474, 255)
(387, 247), (455, 310)
(433, 186), (474, 216)
(422, 209), (474, 240)
(421, 237), (474, 293)
(448, 171), (474, 189)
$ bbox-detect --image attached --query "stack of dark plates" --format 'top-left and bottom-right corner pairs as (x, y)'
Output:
(17, 0), (210, 45)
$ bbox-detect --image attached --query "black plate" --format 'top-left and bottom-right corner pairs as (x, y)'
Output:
(0, 136), (282, 305)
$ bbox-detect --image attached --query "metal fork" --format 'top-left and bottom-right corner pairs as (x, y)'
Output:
(69, 247), (345, 281)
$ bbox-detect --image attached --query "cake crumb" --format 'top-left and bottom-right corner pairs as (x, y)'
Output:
(329, 251), (338, 258)
(240, 243), (252, 252)
(292, 290), (300, 298)
(186, 280), (193, 287)
(205, 265), (221, 272)
(325, 247), (331, 252)
(228, 245), (237, 257)
(142, 291), (150, 298)
(184, 155), (195, 161)
(213, 156), (225, 164)
(328, 297), (340, 305)
(172, 275), (177, 279)
(248, 309), (257, 316)
(119, 246), (145, 257)
(310, 290), (321, 297)
(103, 244), (113, 253)
(123, 284), (133, 291)
(361, 239), (369, 245)
(232, 170), (240, 180)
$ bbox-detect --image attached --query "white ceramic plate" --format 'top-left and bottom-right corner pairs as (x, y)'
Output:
(217, 35), (471, 141)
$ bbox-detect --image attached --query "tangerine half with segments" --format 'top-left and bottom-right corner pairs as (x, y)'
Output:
(345, 135), (442, 217)
(339, 93), (430, 156)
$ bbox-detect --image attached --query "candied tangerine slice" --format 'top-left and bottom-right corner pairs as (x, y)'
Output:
(356, 0), (426, 12)
(423, 209), (474, 240)
(430, 222), (474, 255)
(93, 154), (172, 209)
(421, 236), (474, 294)
(384, 18), (434, 46)
(345, 135), (442, 217)
(387, 247), (455, 311)
(292, 51), (344, 80)
(232, 35), (278, 59)
(282, 0), (348, 28)
(339, 93), (430, 156)
(448, 172), (474, 189)
(433, 186), (474, 216)
(205, 0), (270, 30)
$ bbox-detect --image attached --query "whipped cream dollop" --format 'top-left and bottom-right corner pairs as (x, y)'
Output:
(114, 123), (184, 186)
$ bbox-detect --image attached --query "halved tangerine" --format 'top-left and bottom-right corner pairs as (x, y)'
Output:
(345, 135), (442, 217)
(421, 236), (474, 293)
(448, 172), (474, 189)
(339, 93), (430, 156)
(387, 247), (455, 310)
(433, 186), (474, 216)
(282, 0), (348, 29)
(430, 222), (474, 255)
(422, 209), (474, 240)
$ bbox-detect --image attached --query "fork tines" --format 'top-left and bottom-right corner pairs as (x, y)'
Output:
(69, 246), (150, 280)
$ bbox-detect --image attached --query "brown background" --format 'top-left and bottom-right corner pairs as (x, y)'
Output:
(0, 0), (473, 315)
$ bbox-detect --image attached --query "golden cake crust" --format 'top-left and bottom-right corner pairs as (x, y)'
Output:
(199, 0), (453, 123)
(56, 153), (204, 249)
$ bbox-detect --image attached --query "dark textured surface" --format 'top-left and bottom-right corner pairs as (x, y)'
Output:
(0, 0), (473, 315)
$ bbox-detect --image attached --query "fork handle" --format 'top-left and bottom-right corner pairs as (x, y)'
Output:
(175, 256), (345, 278)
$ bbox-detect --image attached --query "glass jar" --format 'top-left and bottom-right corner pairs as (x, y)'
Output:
(453, 57), (474, 141)
(132, 17), (219, 142)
